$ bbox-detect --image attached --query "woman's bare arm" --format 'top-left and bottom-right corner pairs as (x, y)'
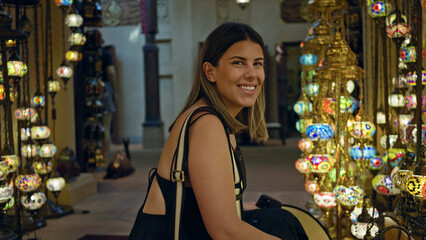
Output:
(187, 114), (280, 240)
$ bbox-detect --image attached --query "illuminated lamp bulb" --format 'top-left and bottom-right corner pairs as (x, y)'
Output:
(380, 134), (398, 148)
(400, 45), (417, 63)
(350, 144), (376, 161)
(32, 157), (52, 176)
(305, 83), (319, 97)
(68, 28), (87, 48)
(298, 138), (313, 153)
(31, 124), (51, 141)
(1, 145), (19, 174)
(350, 200), (380, 239)
(404, 123), (426, 145)
(406, 71), (426, 86)
(21, 141), (38, 158)
(372, 172), (401, 196)
(236, 0), (250, 9)
(349, 121), (376, 139)
(367, 155), (384, 171)
(21, 127), (31, 141)
(15, 172), (42, 193)
(38, 142), (57, 158)
(382, 146), (405, 168)
(299, 54), (318, 66)
(293, 98), (312, 116)
(295, 158), (312, 175)
(347, 80), (355, 94)
(65, 48), (83, 63)
(307, 153), (334, 174)
(14, 104), (35, 121)
(388, 92), (405, 108)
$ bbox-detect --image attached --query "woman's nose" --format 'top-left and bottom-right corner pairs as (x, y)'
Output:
(244, 65), (256, 79)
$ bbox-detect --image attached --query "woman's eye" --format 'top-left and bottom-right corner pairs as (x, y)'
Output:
(254, 62), (263, 66)
(232, 61), (243, 65)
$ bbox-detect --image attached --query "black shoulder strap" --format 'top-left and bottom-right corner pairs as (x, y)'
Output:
(170, 106), (216, 240)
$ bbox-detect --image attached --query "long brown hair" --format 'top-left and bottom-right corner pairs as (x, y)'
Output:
(170, 22), (268, 142)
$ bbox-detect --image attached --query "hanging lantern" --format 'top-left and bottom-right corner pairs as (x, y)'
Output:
(350, 207), (380, 239)
(295, 158), (312, 175)
(334, 184), (364, 207)
(31, 125), (51, 140)
(392, 74), (408, 89)
(404, 94), (426, 109)
(350, 203), (379, 223)
(313, 192), (336, 209)
(305, 123), (334, 141)
(56, 60), (73, 87)
(406, 71), (426, 86)
(0, 185), (13, 204)
(1, 146), (19, 174)
(404, 123), (426, 144)
(385, 12), (410, 39)
(5, 39), (16, 48)
(298, 138), (313, 152)
(305, 179), (319, 195)
(372, 173), (401, 195)
(305, 83), (319, 97)
(7, 52), (28, 79)
(349, 121), (376, 139)
(395, 113), (413, 129)
(388, 92), (405, 108)
(299, 54), (318, 66)
(21, 127), (31, 141)
(46, 177), (66, 192)
(380, 134), (398, 148)
(406, 175), (426, 198)
(400, 45), (417, 63)
(382, 148), (405, 168)
(367, 1), (392, 18)
(32, 158), (53, 175)
(21, 142), (38, 158)
(31, 88), (45, 109)
(15, 173), (42, 192)
(68, 28), (87, 48)
(376, 111), (387, 125)
(307, 154), (334, 173)
(65, 48), (83, 63)
(350, 145), (376, 161)
(65, 6), (83, 28)
(17, 11), (35, 36)
(55, 0), (73, 8)
(296, 119), (312, 133)
(0, 162), (8, 181)
(293, 98), (312, 116)
(47, 75), (61, 98)
(38, 143), (57, 158)
(20, 191), (46, 211)
(14, 105), (35, 121)
(347, 80), (355, 94)
(368, 155), (384, 171)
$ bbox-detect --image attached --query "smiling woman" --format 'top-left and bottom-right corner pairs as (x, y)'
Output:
(129, 22), (308, 240)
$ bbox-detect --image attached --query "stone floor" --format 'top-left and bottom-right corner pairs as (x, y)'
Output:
(23, 138), (310, 240)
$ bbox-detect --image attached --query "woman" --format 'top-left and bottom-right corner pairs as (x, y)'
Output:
(130, 22), (307, 240)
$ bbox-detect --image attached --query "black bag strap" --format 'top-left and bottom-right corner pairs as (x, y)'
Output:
(171, 106), (243, 239)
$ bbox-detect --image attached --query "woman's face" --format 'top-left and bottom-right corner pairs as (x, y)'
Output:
(205, 40), (265, 116)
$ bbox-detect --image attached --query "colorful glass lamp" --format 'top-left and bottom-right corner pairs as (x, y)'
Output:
(20, 191), (46, 212)
(31, 88), (45, 109)
(0, 185), (13, 204)
(385, 12), (410, 39)
(68, 28), (87, 48)
(367, 1), (392, 18)
(55, 0), (73, 8)
(350, 199), (380, 239)
(305, 123), (334, 141)
(406, 71), (426, 86)
(15, 172), (42, 193)
(47, 75), (61, 98)
(7, 52), (28, 80)
(56, 60), (73, 88)
(65, 6), (83, 29)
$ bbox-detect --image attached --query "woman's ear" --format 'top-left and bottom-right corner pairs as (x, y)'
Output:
(203, 62), (216, 83)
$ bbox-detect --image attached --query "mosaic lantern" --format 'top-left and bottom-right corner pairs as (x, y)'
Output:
(350, 205), (379, 223)
(372, 173), (400, 195)
(293, 98), (312, 116)
(305, 179), (319, 195)
(392, 74), (409, 89)
(368, 155), (384, 171)
(388, 92), (405, 108)
(295, 158), (312, 175)
(314, 192), (336, 209)
(386, 13), (410, 39)
(46, 177), (66, 192)
(382, 147), (405, 168)
(380, 134), (398, 148)
(298, 138), (313, 153)
(305, 123), (334, 141)
(367, 1), (392, 18)
(15, 173), (42, 192)
(0, 185), (13, 203)
(7, 52), (28, 78)
(350, 145), (376, 161)
(334, 184), (364, 207)
(56, 60), (73, 86)
(296, 119), (308, 133)
(65, 49), (83, 63)
(406, 71), (426, 86)
(406, 175), (426, 198)
(307, 154), (334, 173)
(55, 0), (73, 7)
(349, 121), (376, 139)
(0, 162), (9, 181)
(299, 54), (318, 66)
(395, 113), (413, 129)
(21, 142), (38, 158)
(14, 106), (35, 121)
(38, 143), (57, 158)
(31, 88), (45, 109)
(376, 111), (387, 125)
(404, 123), (426, 144)
(20, 192), (46, 211)
(404, 94), (426, 109)
(305, 83), (319, 97)
(68, 29), (87, 47)
(32, 158), (53, 175)
(65, 7), (83, 28)
(1, 151), (19, 174)
(47, 75), (61, 98)
(350, 205), (380, 240)
(322, 96), (358, 115)
(400, 45), (417, 63)
(31, 125), (51, 140)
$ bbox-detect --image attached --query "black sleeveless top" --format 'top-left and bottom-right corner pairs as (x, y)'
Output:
(130, 109), (247, 239)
